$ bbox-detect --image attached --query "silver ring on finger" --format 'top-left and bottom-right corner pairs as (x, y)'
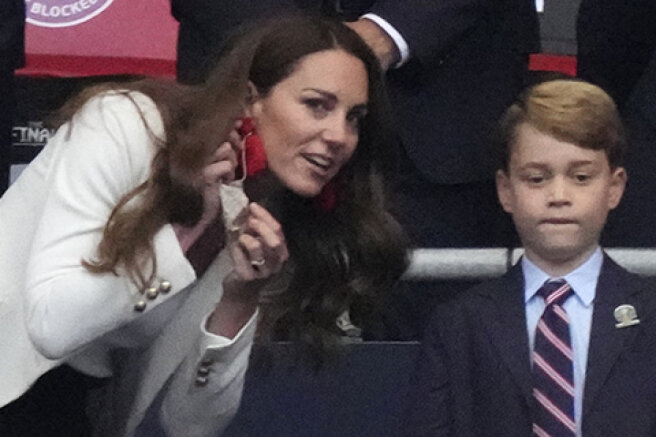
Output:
(251, 258), (266, 268)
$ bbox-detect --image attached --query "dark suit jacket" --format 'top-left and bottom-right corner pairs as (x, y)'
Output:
(0, 0), (25, 71)
(602, 49), (656, 247)
(577, 0), (656, 108)
(172, 0), (539, 184)
(406, 255), (656, 436)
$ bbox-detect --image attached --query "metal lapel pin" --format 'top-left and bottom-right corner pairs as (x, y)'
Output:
(614, 304), (640, 328)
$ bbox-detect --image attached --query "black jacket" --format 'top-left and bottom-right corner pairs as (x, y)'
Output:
(0, 0), (25, 71)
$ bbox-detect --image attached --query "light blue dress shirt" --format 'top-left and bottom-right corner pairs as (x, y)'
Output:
(523, 247), (602, 437)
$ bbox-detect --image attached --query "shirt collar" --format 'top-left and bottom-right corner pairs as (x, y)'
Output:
(522, 247), (602, 307)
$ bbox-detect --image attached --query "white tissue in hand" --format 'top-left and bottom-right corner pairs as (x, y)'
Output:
(220, 182), (249, 232)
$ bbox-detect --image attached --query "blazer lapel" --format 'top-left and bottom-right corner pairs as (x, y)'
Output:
(479, 263), (534, 403)
(582, 255), (643, 419)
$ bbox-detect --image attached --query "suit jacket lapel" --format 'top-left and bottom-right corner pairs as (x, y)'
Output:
(479, 263), (534, 403)
(582, 255), (643, 419)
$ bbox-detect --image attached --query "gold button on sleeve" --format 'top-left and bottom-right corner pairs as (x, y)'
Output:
(159, 280), (172, 294)
(145, 287), (159, 300)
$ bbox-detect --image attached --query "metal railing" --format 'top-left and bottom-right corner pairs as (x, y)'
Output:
(403, 248), (656, 281)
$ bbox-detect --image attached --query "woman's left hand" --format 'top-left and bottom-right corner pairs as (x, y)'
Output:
(208, 203), (289, 338)
(226, 202), (289, 287)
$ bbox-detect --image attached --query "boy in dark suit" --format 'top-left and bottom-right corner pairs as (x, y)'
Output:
(406, 79), (656, 436)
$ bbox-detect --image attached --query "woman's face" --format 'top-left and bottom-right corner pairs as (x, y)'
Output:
(249, 48), (369, 197)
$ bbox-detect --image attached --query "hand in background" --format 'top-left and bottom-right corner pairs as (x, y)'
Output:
(346, 18), (400, 71)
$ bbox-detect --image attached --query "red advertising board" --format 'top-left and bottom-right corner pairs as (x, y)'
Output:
(18, 0), (178, 78)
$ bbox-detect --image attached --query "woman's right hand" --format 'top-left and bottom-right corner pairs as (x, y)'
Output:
(199, 125), (242, 224)
(173, 125), (242, 253)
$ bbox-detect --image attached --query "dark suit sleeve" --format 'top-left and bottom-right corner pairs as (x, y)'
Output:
(0, 0), (25, 70)
(172, 0), (320, 83)
(402, 314), (451, 436)
(576, 0), (656, 108)
(171, 0), (308, 27)
(602, 51), (656, 247)
(369, 0), (490, 64)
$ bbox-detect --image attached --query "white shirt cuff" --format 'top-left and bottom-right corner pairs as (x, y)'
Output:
(199, 308), (259, 350)
(361, 13), (410, 68)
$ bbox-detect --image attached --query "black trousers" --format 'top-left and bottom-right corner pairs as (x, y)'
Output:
(0, 365), (105, 437)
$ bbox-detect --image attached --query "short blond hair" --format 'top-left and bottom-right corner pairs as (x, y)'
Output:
(497, 79), (626, 171)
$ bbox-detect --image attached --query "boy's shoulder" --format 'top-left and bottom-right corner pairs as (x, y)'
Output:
(598, 251), (656, 290)
(598, 252), (656, 315)
(432, 252), (656, 323)
(427, 263), (525, 332)
(453, 262), (525, 305)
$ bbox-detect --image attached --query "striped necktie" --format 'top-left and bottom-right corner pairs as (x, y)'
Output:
(532, 279), (576, 436)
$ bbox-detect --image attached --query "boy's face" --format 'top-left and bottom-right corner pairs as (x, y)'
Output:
(497, 123), (626, 271)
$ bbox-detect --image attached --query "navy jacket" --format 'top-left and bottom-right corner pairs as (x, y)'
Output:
(577, 0), (656, 108)
(406, 255), (656, 436)
(0, 0), (25, 71)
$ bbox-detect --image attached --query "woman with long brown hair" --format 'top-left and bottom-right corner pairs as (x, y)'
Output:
(0, 15), (407, 436)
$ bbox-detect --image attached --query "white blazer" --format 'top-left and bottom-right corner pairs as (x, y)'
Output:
(0, 92), (256, 436)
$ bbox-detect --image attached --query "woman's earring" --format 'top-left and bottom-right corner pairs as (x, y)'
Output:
(313, 178), (340, 213)
(237, 117), (267, 178)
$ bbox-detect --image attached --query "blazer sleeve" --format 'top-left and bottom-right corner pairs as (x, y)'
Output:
(24, 92), (196, 360)
(159, 311), (258, 437)
(369, 0), (489, 64)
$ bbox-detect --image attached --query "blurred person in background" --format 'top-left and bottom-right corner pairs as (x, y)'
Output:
(0, 0), (25, 194)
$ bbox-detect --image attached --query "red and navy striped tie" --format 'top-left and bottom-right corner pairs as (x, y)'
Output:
(532, 279), (576, 436)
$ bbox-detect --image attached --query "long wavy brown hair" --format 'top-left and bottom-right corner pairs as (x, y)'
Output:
(59, 15), (408, 351)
